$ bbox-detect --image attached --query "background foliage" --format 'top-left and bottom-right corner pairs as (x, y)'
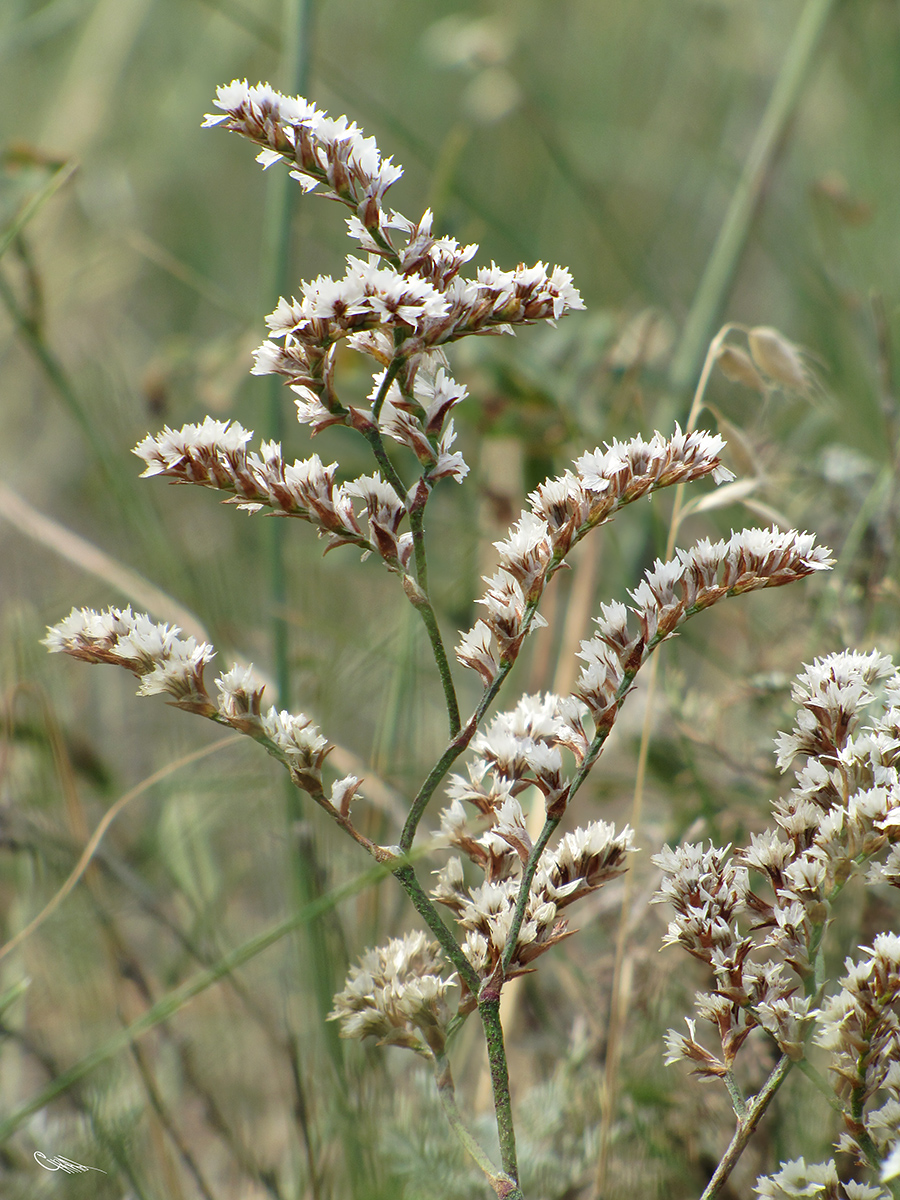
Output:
(1, 1), (899, 1197)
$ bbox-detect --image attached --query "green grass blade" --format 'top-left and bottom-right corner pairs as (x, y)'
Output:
(0, 854), (397, 1144)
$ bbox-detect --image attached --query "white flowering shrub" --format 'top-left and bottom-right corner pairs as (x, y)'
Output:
(41, 81), (899, 1199)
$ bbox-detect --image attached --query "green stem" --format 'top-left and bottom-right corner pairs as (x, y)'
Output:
(500, 814), (560, 978)
(850, 1082), (883, 1173)
(356, 352), (463, 734)
(371, 353), (405, 423)
(666, 0), (838, 403)
(500, 667), (637, 976)
(407, 497), (461, 736)
(394, 863), (524, 1196)
(478, 983), (520, 1190)
(433, 1055), (520, 1198)
(699, 1054), (795, 1200)
(0, 159), (78, 264)
(847, 1000), (897, 1173)
(723, 1070), (747, 1120)
(794, 1057), (845, 1116)
(392, 864), (481, 996)
(356, 422), (408, 502)
(398, 650), (519, 853)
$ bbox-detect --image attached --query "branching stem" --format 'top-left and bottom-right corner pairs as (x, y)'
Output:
(397, 612), (532, 850)
(392, 864), (481, 996)
(699, 1054), (794, 1200)
(433, 1055), (520, 1198)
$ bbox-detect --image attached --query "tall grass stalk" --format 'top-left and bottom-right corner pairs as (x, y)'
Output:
(666, 0), (838, 402)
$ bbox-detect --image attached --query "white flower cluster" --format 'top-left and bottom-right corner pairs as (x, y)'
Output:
(427, 693), (634, 990)
(43, 608), (360, 804)
(574, 528), (832, 731)
(655, 649), (900, 1188)
(133, 419), (415, 568)
(133, 88), (591, 584)
(249, 234), (582, 375)
(815, 935), (900, 1165)
(370, 364), (470, 484)
(328, 931), (456, 1057)
(204, 80), (582, 494)
(44, 605), (217, 712)
(202, 81), (401, 218)
(432, 817), (633, 989)
(455, 426), (744, 683)
(754, 1156), (889, 1200)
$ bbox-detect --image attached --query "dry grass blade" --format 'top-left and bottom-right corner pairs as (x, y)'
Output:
(0, 158), (77, 263)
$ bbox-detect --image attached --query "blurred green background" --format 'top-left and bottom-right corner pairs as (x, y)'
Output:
(1, 1), (899, 1197)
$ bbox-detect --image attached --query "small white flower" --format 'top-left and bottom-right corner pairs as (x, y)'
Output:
(754, 1157), (838, 1198)
(455, 621), (499, 684)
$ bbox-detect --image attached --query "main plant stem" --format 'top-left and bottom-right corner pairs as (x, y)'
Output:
(433, 1055), (521, 1198)
(394, 867), (523, 1197)
(478, 980), (521, 1196)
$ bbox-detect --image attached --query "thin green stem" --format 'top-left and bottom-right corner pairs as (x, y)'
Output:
(851, 1085), (884, 1175)
(406, 583), (461, 737)
(723, 1070), (747, 1120)
(502, 667), (638, 978)
(392, 864), (481, 995)
(352, 352), (462, 733)
(393, 860), (526, 1197)
(356, 421), (408, 501)
(371, 353), (405, 423)
(407, 498), (461, 736)
(0, 158), (77, 265)
(478, 983), (519, 1190)
(500, 814), (560, 978)
(433, 1055), (520, 1199)
(699, 1054), (795, 1200)
(398, 650), (520, 853)
(793, 1057), (845, 1116)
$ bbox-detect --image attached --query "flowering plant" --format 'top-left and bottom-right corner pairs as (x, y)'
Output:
(41, 81), (893, 1199)
(657, 649), (900, 1200)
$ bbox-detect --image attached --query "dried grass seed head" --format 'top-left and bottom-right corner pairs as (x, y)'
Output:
(715, 343), (767, 393)
(748, 325), (816, 396)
